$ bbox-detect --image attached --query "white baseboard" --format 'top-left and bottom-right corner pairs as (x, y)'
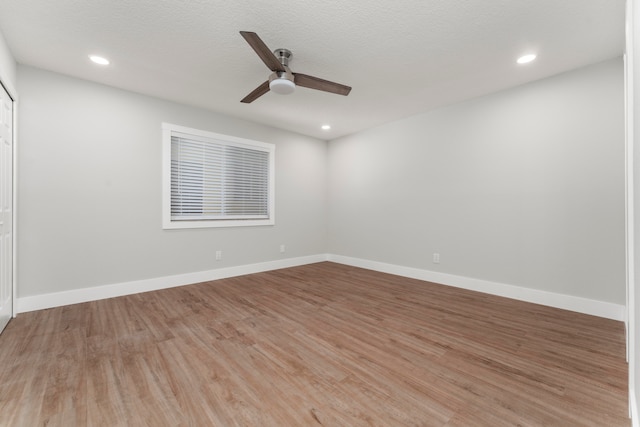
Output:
(16, 254), (329, 313)
(17, 253), (626, 322)
(327, 254), (626, 321)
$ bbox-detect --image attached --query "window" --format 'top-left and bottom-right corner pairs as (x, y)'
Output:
(162, 123), (275, 229)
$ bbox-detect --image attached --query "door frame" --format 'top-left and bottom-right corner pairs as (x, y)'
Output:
(0, 75), (18, 320)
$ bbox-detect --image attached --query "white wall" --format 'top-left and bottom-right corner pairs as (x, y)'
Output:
(14, 57), (627, 311)
(0, 29), (16, 90)
(16, 65), (327, 298)
(328, 58), (625, 305)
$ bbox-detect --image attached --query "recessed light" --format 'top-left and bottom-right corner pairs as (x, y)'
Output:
(517, 54), (536, 64)
(321, 125), (331, 130)
(89, 55), (110, 65)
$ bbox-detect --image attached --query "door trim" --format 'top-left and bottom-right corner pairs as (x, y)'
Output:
(0, 77), (18, 320)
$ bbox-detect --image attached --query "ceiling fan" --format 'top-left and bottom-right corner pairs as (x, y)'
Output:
(239, 31), (352, 103)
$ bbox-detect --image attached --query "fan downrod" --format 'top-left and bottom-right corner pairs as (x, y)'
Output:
(274, 49), (292, 67)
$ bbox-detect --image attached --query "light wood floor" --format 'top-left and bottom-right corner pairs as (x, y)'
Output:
(0, 262), (629, 426)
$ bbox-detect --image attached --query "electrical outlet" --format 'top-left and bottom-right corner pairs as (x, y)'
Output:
(280, 244), (285, 253)
(433, 253), (440, 264)
(215, 250), (222, 261)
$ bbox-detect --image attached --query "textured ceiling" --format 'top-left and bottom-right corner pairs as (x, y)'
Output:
(0, 0), (625, 140)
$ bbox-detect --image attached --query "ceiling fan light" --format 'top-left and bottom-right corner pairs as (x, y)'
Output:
(269, 78), (295, 95)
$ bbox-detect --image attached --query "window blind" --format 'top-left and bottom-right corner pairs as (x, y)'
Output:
(170, 135), (270, 221)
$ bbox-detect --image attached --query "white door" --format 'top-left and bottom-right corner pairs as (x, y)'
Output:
(0, 83), (13, 333)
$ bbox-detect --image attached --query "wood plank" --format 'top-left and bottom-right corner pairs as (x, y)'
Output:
(0, 262), (630, 426)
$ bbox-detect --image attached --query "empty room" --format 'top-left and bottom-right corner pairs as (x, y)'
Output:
(0, 1), (639, 426)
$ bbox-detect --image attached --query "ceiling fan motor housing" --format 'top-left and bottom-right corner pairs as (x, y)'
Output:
(269, 49), (295, 94)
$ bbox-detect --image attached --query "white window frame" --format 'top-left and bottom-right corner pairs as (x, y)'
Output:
(162, 123), (275, 229)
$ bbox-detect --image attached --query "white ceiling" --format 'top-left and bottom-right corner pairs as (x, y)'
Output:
(0, 0), (625, 140)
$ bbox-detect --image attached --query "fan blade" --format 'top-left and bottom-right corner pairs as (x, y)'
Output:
(241, 81), (270, 103)
(294, 73), (351, 96)
(240, 31), (285, 72)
